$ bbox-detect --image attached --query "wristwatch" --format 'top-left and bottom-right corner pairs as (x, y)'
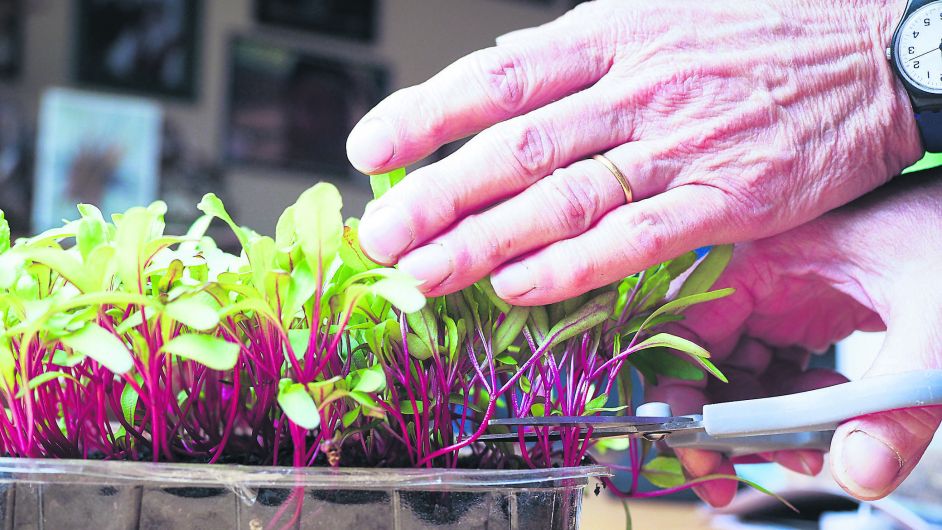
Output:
(889, 0), (942, 153)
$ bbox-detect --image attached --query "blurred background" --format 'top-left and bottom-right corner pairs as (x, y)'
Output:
(0, 1), (939, 528)
(0, 0), (581, 240)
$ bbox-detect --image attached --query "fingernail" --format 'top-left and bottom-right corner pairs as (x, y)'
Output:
(347, 118), (395, 172)
(840, 430), (902, 496)
(491, 262), (536, 299)
(358, 206), (414, 264)
(399, 244), (454, 290)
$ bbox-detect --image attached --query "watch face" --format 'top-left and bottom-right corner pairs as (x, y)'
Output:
(897, 3), (942, 93)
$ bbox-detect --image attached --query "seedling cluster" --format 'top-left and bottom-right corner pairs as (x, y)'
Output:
(0, 169), (738, 502)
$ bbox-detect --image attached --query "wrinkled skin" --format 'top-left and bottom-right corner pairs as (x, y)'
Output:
(347, 0), (921, 305)
(652, 172), (942, 506)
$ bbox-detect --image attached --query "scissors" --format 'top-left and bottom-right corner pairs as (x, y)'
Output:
(481, 371), (942, 456)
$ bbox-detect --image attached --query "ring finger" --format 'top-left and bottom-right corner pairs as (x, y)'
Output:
(357, 77), (643, 265)
(397, 141), (679, 295)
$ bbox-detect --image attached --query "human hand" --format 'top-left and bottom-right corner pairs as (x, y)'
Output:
(648, 172), (942, 506)
(347, 0), (922, 305)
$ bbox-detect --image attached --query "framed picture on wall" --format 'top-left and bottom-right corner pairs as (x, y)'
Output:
(254, 0), (377, 43)
(32, 88), (162, 232)
(0, 0), (22, 79)
(74, 0), (201, 99)
(223, 36), (388, 175)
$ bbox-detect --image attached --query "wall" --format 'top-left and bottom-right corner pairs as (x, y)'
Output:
(0, 0), (567, 233)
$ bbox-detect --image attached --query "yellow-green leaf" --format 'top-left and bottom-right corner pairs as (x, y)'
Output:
(278, 379), (321, 430)
(61, 323), (134, 374)
(161, 334), (239, 371)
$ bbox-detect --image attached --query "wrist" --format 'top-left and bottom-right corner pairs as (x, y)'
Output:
(866, 0), (925, 173)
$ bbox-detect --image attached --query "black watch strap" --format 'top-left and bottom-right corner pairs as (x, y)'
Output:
(915, 110), (942, 153)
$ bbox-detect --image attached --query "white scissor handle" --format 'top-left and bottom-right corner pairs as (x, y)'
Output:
(702, 370), (942, 438)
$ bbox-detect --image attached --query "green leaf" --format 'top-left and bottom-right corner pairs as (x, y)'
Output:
(367, 319), (398, 361)
(527, 306), (550, 344)
(399, 400), (424, 415)
(493, 306), (529, 355)
(294, 183), (343, 274)
(163, 295), (220, 331)
(627, 348), (704, 385)
(584, 394), (613, 414)
(594, 437), (631, 454)
(495, 354), (518, 366)
(443, 315), (459, 360)
(353, 364), (386, 393)
(677, 245), (733, 298)
(0, 341), (15, 388)
(17, 371), (80, 398)
(693, 356), (728, 383)
(339, 222), (379, 272)
(161, 334), (239, 371)
(369, 269), (425, 313)
(665, 251), (698, 280)
(637, 288), (734, 335)
(405, 333), (432, 360)
(283, 259), (316, 322)
(113, 207), (161, 293)
(61, 323), (134, 374)
(518, 375), (531, 393)
(18, 247), (92, 293)
(348, 390), (380, 410)
(287, 328), (311, 360)
(0, 210), (9, 254)
(642, 456), (685, 488)
(369, 167), (407, 199)
(475, 278), (511, 313)
(278, 379), (321, 430)
(197, 193), (250, 249)
(530, 403), (545, 416)
(542, 292), (616, 350)
(406, 305), (438, 355)
(50, 349), (85, 367)
(342, 407), (361, 427)
(634, 334), (727, 383)
(684, 474), (798, 513)
(635, 333), (710, 358)
(120, 375), (144, 425)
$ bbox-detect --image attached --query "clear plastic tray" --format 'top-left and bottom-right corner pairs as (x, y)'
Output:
(0, 458), (609, 529)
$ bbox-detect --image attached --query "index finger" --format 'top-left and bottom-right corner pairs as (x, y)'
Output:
(345, 30), (615, 173)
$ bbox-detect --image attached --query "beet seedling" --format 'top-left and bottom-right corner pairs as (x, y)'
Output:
(0, 171), (770, 523)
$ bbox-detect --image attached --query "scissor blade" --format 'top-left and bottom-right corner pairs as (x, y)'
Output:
(488, 415), (694, 428)
(478, 428), (633, 442)
(480, 416), (704, 442)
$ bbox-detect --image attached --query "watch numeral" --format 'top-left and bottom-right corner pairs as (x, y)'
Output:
(915, 60), (921, 68)
(925, 17), (932, 26)
(910, 46), (917, 54)
(915, 31), (921, 38)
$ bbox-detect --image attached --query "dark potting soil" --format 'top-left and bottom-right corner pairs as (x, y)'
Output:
(400, 490), (482, 525)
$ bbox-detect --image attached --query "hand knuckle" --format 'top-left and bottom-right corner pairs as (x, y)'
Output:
(472, 48), (528, 114)
(539, 170), (602, 234)
(497, 119), (556, 181)
(621, 209), (673, 263)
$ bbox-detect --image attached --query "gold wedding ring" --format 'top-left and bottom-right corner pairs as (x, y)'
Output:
(592, 154), (633, 205)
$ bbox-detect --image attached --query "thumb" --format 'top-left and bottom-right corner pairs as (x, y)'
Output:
(830, 312), (942, 501)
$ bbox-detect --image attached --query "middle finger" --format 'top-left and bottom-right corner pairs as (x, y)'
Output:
(357, 77), (640, 265)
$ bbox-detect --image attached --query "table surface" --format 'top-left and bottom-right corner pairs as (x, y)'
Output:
(581, 493), (718, 530)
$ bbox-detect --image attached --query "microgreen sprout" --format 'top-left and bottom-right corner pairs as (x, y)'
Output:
(0, 171), (762, 522)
